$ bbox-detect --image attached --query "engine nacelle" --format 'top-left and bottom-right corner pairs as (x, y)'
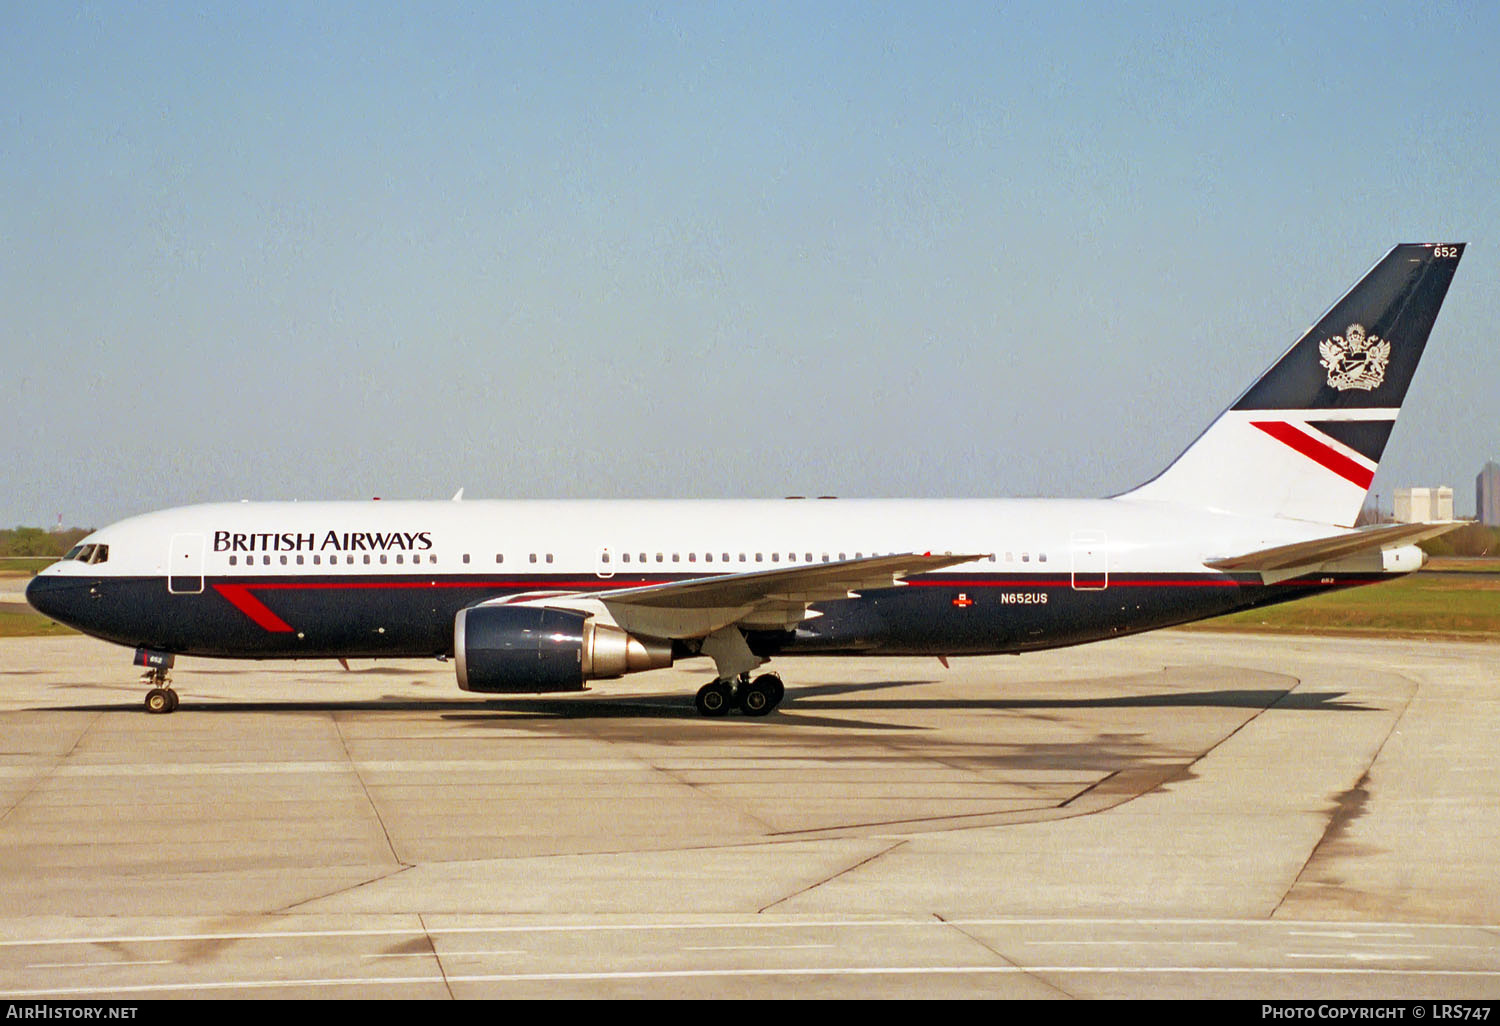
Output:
(454, 604), (673, 694)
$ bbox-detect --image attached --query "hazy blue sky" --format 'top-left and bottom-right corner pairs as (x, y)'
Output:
(4, 1), (1498, 527)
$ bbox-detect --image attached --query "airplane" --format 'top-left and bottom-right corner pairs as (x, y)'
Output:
(26, 242), (1467, 717)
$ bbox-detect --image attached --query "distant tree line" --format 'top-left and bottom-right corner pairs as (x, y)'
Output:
(0, 526), (93, 558)
(1421, 523), (1500, 557)
(1356, 504), (1499, 557)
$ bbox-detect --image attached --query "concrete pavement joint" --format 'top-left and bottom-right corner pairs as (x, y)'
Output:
(757, 839), (909, 913)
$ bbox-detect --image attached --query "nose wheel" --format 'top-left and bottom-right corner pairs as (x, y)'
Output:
(140, 667), (179, 714)
(694, 673), (785, 717)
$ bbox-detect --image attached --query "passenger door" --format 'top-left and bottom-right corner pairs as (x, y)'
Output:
(168, 533), (205, 594)
(1070, 530), (1108, 591)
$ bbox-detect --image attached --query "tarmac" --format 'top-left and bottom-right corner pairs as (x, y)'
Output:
(0, 628), (1497, 998)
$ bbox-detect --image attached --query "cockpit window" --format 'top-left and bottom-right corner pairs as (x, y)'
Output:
(68, 544), (109, 564)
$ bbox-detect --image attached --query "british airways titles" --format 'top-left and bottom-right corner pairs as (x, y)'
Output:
(213, 530), (435, 554)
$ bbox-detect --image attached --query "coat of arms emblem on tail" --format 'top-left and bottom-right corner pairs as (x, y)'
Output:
(1319, 323), (1391, 391)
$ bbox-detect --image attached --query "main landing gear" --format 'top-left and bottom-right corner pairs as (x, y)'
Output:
(693, 626), (785, 717)
(695, 672), (785, 718)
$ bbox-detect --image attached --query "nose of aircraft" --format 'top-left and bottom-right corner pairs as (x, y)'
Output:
(25, 573), (88, 627)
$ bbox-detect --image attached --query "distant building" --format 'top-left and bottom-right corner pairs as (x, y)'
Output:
(1478, 462), (1500, 527)
(1394, 486), (1454, 523)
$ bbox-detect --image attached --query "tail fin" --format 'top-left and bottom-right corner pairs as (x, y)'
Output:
(1122, 243), (1465, 526)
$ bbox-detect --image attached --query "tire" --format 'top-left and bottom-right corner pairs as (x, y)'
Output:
(695, 681), (733, 717)
(739, 679), (775, 717)
(757, 674), (785, 708)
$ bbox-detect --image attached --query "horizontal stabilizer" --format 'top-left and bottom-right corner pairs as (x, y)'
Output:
(1205, 521), (1463, 573)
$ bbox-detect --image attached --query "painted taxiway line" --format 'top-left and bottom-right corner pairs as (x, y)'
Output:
(4, 916), (1500, 950)
(9, 965), (1500, 998)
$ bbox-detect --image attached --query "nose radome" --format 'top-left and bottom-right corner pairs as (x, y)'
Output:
(25, 574), (85, 624)
(24, 573), (49, 612)
(24, 574), (53, 616)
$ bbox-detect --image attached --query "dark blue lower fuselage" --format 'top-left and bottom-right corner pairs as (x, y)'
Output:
(25, 570), (1378, 662)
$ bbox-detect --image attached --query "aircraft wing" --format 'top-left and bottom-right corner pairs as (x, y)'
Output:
(501, 551), (987, 641)
(1204, 521), (1463, 573)
(596, 552), (982, 608)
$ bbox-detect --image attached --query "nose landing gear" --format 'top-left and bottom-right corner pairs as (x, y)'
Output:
(143, 676), (179, 714)
(134, 648), (179, 714)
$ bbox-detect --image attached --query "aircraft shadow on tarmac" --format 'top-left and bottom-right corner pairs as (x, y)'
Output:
(36, 679), (1375, 729)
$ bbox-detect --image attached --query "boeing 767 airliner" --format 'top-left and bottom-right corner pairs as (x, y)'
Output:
(27, 243), (1467, 716)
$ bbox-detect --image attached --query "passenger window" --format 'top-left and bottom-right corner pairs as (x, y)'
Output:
(281, 555), (289, 565)
(228, 555), (237, 566)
